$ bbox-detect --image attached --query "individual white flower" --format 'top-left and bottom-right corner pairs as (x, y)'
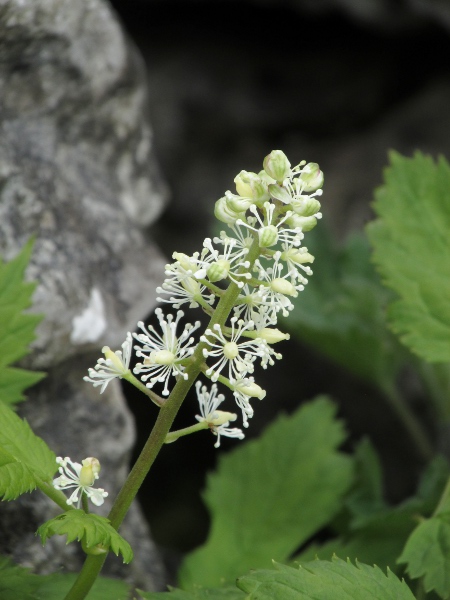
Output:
(133, 309), (200, 396)
(232, 377), (266, 427)
(201, 317), (267, 383)
(213, 220), (255, 256)
(254, 251), (304, 319)
(279, 242), (314, 284)
(193, 237), (251, 289)
(195, 381), (244, 447)
(236, 202), (303, 248)
(156, 258), (215, 309)
(53, 456), (108, 508)
(233, 284), (271, 325)
(83, 333), (132, 393)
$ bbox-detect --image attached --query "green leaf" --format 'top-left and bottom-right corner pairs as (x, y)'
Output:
(0, 555), (130, 600)
(237, 558), (416, 599)
(138, 586), (244, 599)
(0, 401), (56, 500)
(38, 510), (133, 564)
(179, 397), (354, 588)
(285, 228), (404, 387)
(398, 514), (450, 598)
(0, 239), (45, 406)
(366, 151), (450, 363)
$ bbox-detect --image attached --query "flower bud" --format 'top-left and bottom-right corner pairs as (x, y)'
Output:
(207, 259), (230, 282)
(172, 252), (196, 272)
(214, 196), (245, 224)
(80, 457), (101, 486)
(263, 150), (291, 183)
(234, 379), (266, 399)
(299, 163), (324, 192)
(290, 197), (321, 217)
(268, 183), (292, 204)
(281, 247), (314, 265)
(256, 328), (290, 344)
(209, 410), (237, 426)
(258, 225), (278, 248)
(234, 170), (270, 205)
(286, 214), (318, 232)
(102, 346), (128, 375)
(225, 190), (253, 213)
(270, 278), (298, 296)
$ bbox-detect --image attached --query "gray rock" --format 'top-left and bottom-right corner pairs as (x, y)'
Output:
(0, 0), (168, 592)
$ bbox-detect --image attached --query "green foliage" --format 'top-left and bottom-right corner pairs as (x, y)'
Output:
(0, 401), (57, 500)
(295, 448), (450, 576)
(0, 556), (130, 600)
(367, 151), (450, 363)
(284, 228), (403, 388)
(38, 509), (133, 564)
(0, 239), (45, 406)
(138, 586), (244, 599)
(179, 397), (354, 588)
(236, 558), (416, 599)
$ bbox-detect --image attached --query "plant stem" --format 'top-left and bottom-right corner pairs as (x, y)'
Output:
(35, 477), (74, 512)
(64, 236), (261, 600)
(382, 381), (434, 462)
(165, 422), (209, 444)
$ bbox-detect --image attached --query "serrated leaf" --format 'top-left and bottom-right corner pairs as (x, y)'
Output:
(38, 510), (133, 564)
(138, 586), (244, 599)
(0, 555), (130, 600)
(398, 514), (450, 598)
(237, 558), (415, 599)
(366, 151), (450, 363)
(179, 397), (354, 588)
(0, 239), (45, 406)
(284, 228), (404, 387)
(0, 401), (56, 500)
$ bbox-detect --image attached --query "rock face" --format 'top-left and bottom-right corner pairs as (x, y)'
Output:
(0, 0), (167, 591)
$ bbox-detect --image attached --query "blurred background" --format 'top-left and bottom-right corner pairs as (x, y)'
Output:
(108, 0), (450, 575)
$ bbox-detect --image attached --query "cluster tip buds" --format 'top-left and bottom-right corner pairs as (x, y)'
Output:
(263, 150), (291, 183)
(299, 162), (324, 192)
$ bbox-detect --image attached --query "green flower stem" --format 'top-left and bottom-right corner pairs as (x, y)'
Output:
(197, 278), (224, 297)
(381, 381), (434, 462)
(35, 477), (75, 512)
(64, 235), (261, 600)
(123, 372), (166, 407)
(165, 422), (209, 444)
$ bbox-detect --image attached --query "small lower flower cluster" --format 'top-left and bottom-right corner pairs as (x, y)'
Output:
(83, 150), (323, 448)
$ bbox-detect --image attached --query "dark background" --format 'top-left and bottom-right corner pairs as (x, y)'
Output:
(109, 0), (450, 572)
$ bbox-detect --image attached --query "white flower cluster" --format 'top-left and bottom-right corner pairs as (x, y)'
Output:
(84, 150), (323, 446)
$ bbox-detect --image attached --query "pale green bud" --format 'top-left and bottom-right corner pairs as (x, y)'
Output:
(225, 191), (253, 213)
(256, 328), (290, 344)
(290, 197), (321, 217)
(286, 214), (318, 232)
(270, 278), (298, 296)
(258, 224), (278, 247)
(172, 252), (196, 272)
(263, 150), (291, 183)
(80, 457), (101, 486)
(181, 276), (202, 296)
(234, 379), (266, 399)
(268, 183), (292, 204)
(234, 170), (270, 204)
(281, 247), (314, 265)
(207, 259), (230, 282)
(102, 346), (128, 375)
(209, 410), (237, 426)
(299, 163), (324, 192)
(214, 196), (245, 224)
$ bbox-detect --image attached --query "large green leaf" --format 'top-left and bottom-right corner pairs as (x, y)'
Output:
(179, 397), (354, 588)
(0, 556), (130, 600)
(285, 228), (403, 387)
(138, 586), (244, 599)
(237, 558), (416, 599)
(367, 151), (450, 363)
(0, 401), (56, 500)
(38, 510), (133, 564)
(0, 239), (45, 406)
